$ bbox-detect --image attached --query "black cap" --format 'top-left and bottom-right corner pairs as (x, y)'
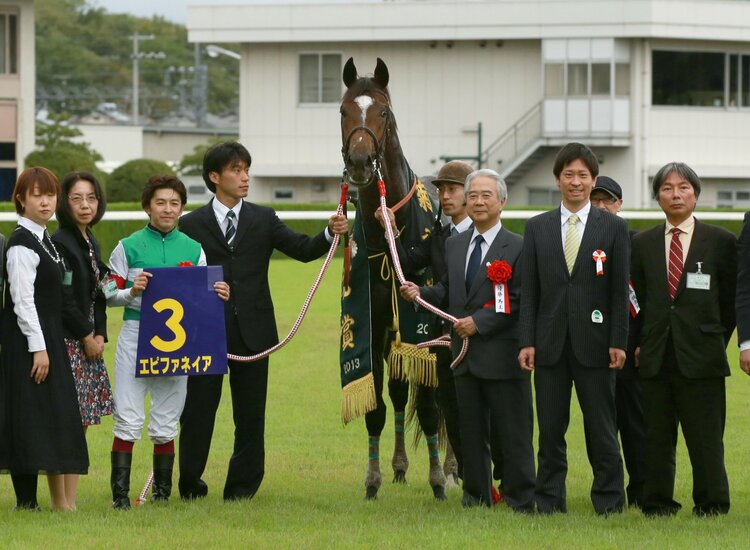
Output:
(593, 176), (622, 200)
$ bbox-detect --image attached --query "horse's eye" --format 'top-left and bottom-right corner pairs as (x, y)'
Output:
(340, 108), (346, 117)
(380, 110), (388, 118)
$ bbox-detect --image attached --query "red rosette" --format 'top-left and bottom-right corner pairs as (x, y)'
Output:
(486, 260), (512, 284)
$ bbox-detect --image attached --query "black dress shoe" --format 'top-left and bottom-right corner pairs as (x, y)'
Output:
(643, 505), (680, 517)
(180, 479), (208, 500)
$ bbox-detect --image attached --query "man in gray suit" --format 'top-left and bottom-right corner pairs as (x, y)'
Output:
(518, 143), (629, 515)
(401, 169), (534, 511)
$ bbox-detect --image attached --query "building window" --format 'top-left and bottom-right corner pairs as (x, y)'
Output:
(567, 64), (588, 96)
(591, 63), (610, 95)
(273, 188), (294, 202)
(0, 13), (18, 75)
(528, 188), (562, 206)
(545, 64), (564, 96)
(652, 51), (725, 107)
(299, 53), (342, 104)
(717, 189), (750, 208)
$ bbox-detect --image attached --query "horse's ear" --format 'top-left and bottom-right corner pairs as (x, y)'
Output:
(343, 57), (357, 88)
(373, 58), (389, 89)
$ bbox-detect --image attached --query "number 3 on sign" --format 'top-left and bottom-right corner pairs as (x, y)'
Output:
(150, 298), (187, 352)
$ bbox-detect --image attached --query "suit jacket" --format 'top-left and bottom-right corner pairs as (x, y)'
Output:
(52, 226), (108, 341)
(631, 219), (736, 379)
(621, 229), (642, 378)
(421, 226), (527, 380)
(518, 206), (630, 368)
(179, 199), (330, 353)
(398, 223), (448, 278)
(735, 210), (750, 344)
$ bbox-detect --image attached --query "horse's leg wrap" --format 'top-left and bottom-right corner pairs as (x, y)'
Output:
(443, 439), (460, 489)
(391, 411), (409, 483)
(427, 433), (447, 500)
(364, 436), (382, 500)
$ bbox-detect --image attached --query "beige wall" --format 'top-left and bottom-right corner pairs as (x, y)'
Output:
(0, 0), (34, 170)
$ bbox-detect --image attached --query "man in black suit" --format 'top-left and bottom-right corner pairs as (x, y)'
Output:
(591, 176), (645, 508)
(401, 169), (534, 511)
(178, 142), (348, 501)
(632, 162), (736, 516)
(735, 211), (750, 377)
(518, 142), (629, 515)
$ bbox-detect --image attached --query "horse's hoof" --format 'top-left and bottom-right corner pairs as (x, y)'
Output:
(392, 470), (407, 484)
(432, 485), (447, 501)
(365, 486), (379, 500)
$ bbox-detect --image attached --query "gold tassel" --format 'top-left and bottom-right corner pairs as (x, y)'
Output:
(341, 373), (377, 424)
(387, 342), (438, 387)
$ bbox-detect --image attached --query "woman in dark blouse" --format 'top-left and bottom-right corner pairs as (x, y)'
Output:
(52, 171), (113, 509)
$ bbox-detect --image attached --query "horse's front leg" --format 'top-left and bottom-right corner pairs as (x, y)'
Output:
(387, 375), (409, 484)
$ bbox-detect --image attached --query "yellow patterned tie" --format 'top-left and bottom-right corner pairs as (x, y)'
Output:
(564, 213), (580, 274)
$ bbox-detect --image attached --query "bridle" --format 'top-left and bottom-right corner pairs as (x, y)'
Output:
(341, 91), (391, 186)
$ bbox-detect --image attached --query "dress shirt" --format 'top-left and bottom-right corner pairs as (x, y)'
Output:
(211, 197), (334, 243)
(465, 219), (503, 275)
(7, 217), (52, 352)
(560, 201), (591, 250)
(451, 216), (472, 235)
(664, 216), (695, 274)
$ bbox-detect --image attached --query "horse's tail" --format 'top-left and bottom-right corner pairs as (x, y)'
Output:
(405, 385), (447, 451)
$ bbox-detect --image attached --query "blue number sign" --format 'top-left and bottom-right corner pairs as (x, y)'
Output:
(136, 266), (228, 377)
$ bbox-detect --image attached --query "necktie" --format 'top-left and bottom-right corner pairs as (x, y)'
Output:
(668, 227), (683, 300)
(465, 234), (484, 293)
(225, 210), (236, 244)
(564, 213), (580, 274)
(450, 227), (459, 237)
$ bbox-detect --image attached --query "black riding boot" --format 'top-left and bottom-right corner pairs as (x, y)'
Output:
(111, 451), (132, 510)
(151, 453), (175, 502)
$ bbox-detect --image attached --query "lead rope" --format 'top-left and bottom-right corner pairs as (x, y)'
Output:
(135, 184), (349, 505)
(228, 183), (349, 363)
(376, 177), (469, 369)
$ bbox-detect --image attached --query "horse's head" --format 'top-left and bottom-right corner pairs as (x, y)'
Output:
(340, 57), (393, 187)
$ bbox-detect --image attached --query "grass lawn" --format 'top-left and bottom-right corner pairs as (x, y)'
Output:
(2, 257), (750, 549)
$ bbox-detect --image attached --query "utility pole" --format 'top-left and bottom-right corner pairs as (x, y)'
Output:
(192, 43), (208, 127)
(130, 33), (165, 125)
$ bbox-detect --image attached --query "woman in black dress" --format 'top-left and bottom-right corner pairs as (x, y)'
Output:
(0, 167), (88, 511)
(52, 171), (113, 509)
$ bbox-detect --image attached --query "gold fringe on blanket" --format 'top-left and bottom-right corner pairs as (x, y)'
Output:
(387, 341), (438, 388)
(341, 372), (377, 424)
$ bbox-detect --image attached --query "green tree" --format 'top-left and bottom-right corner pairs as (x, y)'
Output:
(107, 159), (175, 202)
(25, 113), (106, 183)
(177, 137), (237, 176)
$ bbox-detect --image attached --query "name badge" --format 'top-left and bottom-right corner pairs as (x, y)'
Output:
(101, 276), (119, 299)
(591, 309), (603, 324)
(686, 272), (710, 290)
(63, 270), (73, 286)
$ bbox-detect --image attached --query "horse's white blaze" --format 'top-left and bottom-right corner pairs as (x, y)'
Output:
(354, 95), (373, 125)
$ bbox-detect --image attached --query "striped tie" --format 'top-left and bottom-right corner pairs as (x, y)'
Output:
(668, 227), (683, 300)
(225, 210), (236, 244)
(564, 213), (580, 274)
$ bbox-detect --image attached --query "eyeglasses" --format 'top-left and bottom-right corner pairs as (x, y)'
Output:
(69, 194), (99, 205)
(590, 195), (618, 205)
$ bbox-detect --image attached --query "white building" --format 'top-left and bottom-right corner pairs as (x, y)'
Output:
(0, 0), (33, 200)
(187, 0), (750, 208)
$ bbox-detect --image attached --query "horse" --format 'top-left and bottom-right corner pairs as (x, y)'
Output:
(339, 57), (449, 500)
